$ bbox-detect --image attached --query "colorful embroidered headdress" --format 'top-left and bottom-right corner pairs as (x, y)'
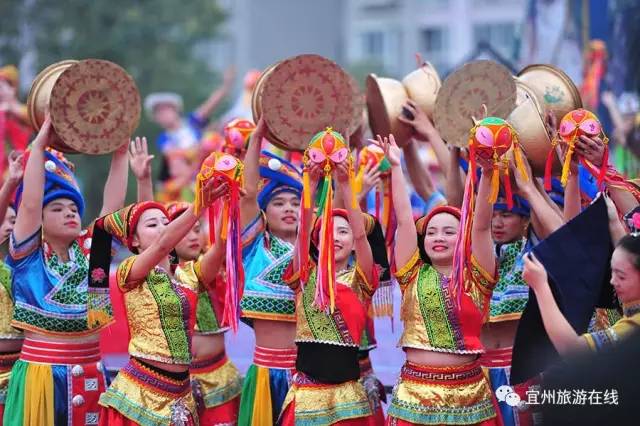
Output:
(258, 151), (303, 210)
(166, 201), (191, 221)
(87, 201), (168, 329)
(452, 118), (526, 305)
(223, 118), (256, 157)
(194, 152), (244, 331)
(467, 117), (527, 208)
(300, 128), (357, 312)
(356, 144), (394, 248)
(15, 148), (85, 216)
(550, 108), (609, 189)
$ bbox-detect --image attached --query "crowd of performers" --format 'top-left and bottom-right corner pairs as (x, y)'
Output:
(0, 63), (640, 426)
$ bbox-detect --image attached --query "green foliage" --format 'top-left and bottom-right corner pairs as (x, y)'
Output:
(0, 0), (226, 221)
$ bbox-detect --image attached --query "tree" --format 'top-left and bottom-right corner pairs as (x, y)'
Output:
(0, 0), (226, 221)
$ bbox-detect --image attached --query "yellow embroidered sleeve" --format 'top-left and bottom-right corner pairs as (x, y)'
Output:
(174, 260), (201, 293)
(353, 263), (376, 299)
(116, 256), (145, 292)
(582, 314), (640, 352)
(466, 255), (498, 318)
(394, 249), (422, 293)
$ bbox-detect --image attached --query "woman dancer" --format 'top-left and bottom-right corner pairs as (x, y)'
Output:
(94, 180), (227, 425)
(522, 197), (640, 356)
(280, 130), (379, 425)
(382, 134), (499, 425)
(167, 201), (243, 425)
(3, 118), (128, 426)
(238, 119), (303, 425)
(0, 152), (23, 423)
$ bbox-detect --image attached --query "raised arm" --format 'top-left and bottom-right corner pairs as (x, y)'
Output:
(292, 164), (321, 272)
(198, 222), (225, 287)
(194, 67), (235, 121)
(240, 117), (265, 228)
(126, 182), (228, 283)
(398, 100), (451, 178)
(99, 142), (129, 216)
(578, 135), (639, 214)
(605, 194), (627, 244)
(336, 161), (374, 284)
(0, 151), (23, 226)
(513, 159), (564, 239)
(471, 164), (496, 274)
(563, 170), (581, 221)
(446, 147), (464, 208)
(523, 254), (589, 356)
(402, 139), (439, 204)
(355, 160), (381, 206)
(13, 117), (51, 243)
(385, 135), (418, 268)
(129, 137), (155, 202)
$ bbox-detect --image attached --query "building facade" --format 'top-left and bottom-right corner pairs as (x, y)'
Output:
(344, 0), (526, 78)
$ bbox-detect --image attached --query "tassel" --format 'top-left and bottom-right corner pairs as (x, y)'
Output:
(513, 140), (528, 182)
(561, 142), (575, 186)
(354, 164), (365, 195)
(372, 281), (394, 318)
(208, 207), (215, 246)
(221, 185), (244, 333)
(314, 176), (337, 312)
(303, 170), (311, 209)
(503, 165), (514, 210)
(488, 160), (500, 204)
(193, 175), (205, 215)
(543, 149), (554, 191)
(452, 171), (475, 308)
(349, 165), (358, 209)
(469, 138), (478, 185)
(597, 137), (609, 189)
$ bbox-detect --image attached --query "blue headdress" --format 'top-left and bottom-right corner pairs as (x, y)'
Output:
(15, 149), (85, 217)
(257, 151), (302, 210)
(494, 192), (531, 217)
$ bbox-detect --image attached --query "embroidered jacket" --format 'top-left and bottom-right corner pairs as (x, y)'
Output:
(489, 238), (531, 323)
(582, 301), (640, 352)
(176, 259), (228, 335)
(117, 256), (198, 365)
(395, 249), (497, 354)
(240, 213), (296, 322)
(0, 260), (22, 339)
(285, 262), (377, 347)
(7, 228), (96, 336)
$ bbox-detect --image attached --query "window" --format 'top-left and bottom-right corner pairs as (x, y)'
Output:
(359, 30), (401, 75)
(420, 27), (449, 72)
(473, 22), (517, 60)
(361, 31), (385, 60)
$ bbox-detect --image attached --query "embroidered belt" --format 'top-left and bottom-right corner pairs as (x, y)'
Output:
(479, 346), (513, 368)
(190, 351), (227, 371)
(0, 352), (20, 370)
(253, 345), (296, 369)
(20, 338), (100, 364)
(123, 358), (191, 396)
(401, 360), (484, 383)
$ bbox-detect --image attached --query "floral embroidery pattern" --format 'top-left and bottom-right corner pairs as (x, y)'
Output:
(91, 267), (106, 284)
